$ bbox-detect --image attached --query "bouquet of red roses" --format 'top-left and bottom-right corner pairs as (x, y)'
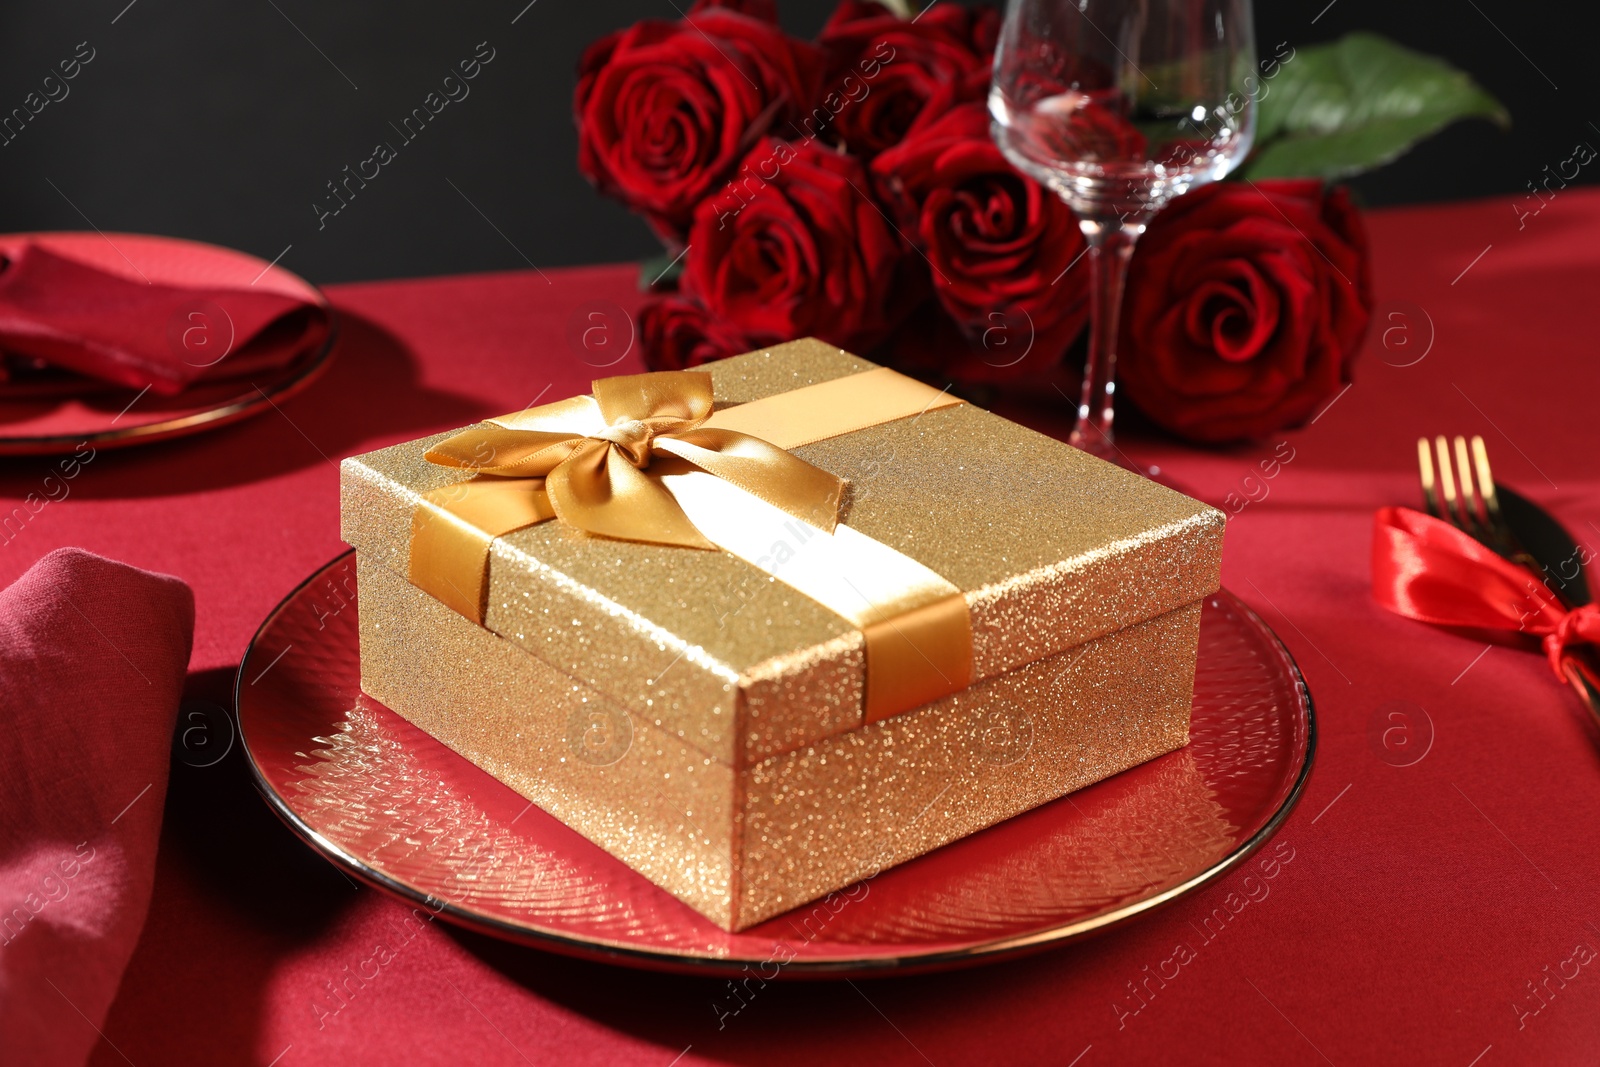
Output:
(575, 0), (1504, 442)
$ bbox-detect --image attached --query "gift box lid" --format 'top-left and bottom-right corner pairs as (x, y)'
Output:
(340, 340), (1224, 769)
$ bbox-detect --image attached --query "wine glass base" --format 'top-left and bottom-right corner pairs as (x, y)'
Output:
(1069, 427), (1190, 493)
(1067, 422), (1129, 466)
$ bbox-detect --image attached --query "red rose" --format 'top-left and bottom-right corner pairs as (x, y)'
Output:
(575, 11), (825, 243)
(683, 138), (911, 352)
(872, 104), (1088, 382)
(1118, 179), (1373, 443)
(812, 0), (998, 159)
(640, 296), (750, 369)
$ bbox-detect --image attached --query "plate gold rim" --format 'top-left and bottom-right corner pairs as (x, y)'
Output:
(0, 239), (338, 457)
(236, 550), (1316, 978)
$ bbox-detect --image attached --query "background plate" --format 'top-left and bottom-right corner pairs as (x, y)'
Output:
(237, 552), (1314, 977)
(0, 231), (334, 455)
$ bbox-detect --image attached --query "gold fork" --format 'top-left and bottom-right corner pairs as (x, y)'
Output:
(1416, 435), (1541, 571)
(1416, 435), (1600, 722)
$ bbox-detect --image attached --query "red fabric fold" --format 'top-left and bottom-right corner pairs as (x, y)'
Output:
(0, 243), (326, 395)
(0, 548), (194, 1067)
(1372, 505), (1600, 677)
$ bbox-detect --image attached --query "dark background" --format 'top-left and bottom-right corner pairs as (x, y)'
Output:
(0, 0), (1585, 285)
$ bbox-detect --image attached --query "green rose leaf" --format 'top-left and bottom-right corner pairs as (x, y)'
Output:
(638, 250), (686, 292)
(1239, 32), (1510, 181)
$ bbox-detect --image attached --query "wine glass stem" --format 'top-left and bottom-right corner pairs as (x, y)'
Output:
(1069, 219), (1141, 458)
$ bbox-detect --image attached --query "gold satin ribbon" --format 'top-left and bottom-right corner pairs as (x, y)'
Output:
(411, 478), (553, 621)
(408, 366), (971, 723)
(424, 371), (847, 550)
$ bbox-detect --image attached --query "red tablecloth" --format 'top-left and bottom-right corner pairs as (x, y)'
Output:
(4, 189), (1598, 1066)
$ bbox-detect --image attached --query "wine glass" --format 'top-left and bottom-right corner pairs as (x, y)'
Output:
(990, 0), (1257, 460)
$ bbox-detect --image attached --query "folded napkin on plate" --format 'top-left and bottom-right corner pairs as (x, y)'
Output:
(0, 242), (326, 396)
(1, 548), (193, 1067)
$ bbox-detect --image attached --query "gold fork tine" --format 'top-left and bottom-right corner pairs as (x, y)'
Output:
(1434, 435), (1460, 529)
(1471, 436), (1531, 563)
(1417, 438), (1441, 518)
(1470, 435), (1503, 529)
(1453, 435), (1484, 535)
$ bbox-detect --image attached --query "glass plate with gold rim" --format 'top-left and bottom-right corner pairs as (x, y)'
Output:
(236, 551), (1313, 977)
(0, 232), (335, 455)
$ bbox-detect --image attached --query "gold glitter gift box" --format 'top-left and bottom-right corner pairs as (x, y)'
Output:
(340, 340), (1225, 931)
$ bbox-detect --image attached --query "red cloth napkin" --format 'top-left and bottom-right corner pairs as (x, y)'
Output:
(0, 548), (193, 1067)
(0, 243), (326, 396)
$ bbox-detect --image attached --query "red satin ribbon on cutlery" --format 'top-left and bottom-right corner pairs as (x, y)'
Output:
(1372, 506), (1600, 677)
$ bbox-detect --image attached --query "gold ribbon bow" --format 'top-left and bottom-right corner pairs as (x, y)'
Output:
(406, 364), (974, 723)
(423, 370), (846, 551)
